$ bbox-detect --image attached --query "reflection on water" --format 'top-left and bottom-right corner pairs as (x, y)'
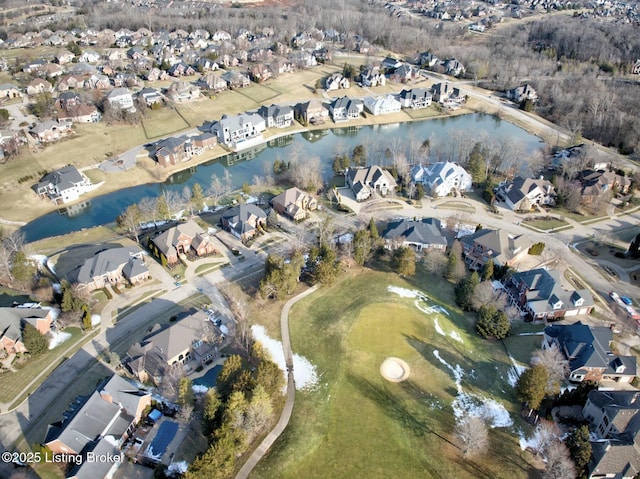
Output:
(59, 200), (91, 217)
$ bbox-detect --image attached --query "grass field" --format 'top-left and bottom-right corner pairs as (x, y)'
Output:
(252, 268), (538, 479)
(522, 216), (570, 231)
(141, 107), (191, 139)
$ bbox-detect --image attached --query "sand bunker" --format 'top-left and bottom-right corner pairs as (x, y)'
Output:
(380, 357), (411, 382)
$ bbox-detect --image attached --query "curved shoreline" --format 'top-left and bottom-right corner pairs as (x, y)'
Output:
(15, 97), (546, 229)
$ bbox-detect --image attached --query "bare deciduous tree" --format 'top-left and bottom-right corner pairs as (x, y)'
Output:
(531, 345), (569, 395)
(543, 441), (576, 479)
(220, 285), (252, 356)
(423, 249), (447, 276)
(471, 281), (507, 311)
(527, 420), (563, 457)
(456, 415), (489, 458)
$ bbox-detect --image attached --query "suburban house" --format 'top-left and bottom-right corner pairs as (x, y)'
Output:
(329, 96), (363, 122)
(506, 84), (538, 103)
(0, 307), (53, 354)
(153, 136), (193, 166)
(382, 218), (447, 252)
(126, 311), (219, 385)
(325, 73), (350, 91)
(137, 87), (163, 107)
(363, 95), (402, 116)
(45, 373), (151, 479)
(30, 120), (72, 143)
(411, 161), (472, 197)
(221, 204), (267, 241)
(35, 166), (94, 205)
(271, 187), (318, 221)
(294, 99), (329, 125)
(504, 268), (594, 320)
(358, 67), (386, 87)
(415, 51), (439, 68)
(432, 82), (463, 105)
(220, 70), (250, 89)
(26, 78), (53, 96)
(582, 390), (640, 479)
(581, 169), (633, 205)
(460, 228), (532, 270)
(106, 87), (135, 111)
(397, 88), (432, 109)
(165, 81), (201, 102)
(443, 58), (465, 76)
(257, 104), (294, 128)
(68, 246), (149, 292)
(542, 321), (637, 384)
(150, 220), (217, 265)
(382, 56), (403, 71)
(496, 176), (556, 211)
(389, 64), (418, 83)
(199, 73), (228, 92)
(210, 113), (266, 150)
(0, 83), (22, 98)
(57, 103), (102, 124)
(346, 166), (397, 201)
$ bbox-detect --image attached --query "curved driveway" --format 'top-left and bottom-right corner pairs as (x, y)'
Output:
(235, 285), (318, 479)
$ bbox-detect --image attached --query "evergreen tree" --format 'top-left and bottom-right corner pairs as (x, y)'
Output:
(392, 246), (416, 277)
(23, 323), (49, 354)
(414, 183), (425, 200)
(368, 217), (379, 239)
(81, 304), (92, 330)
(61, 280), (75, 312)
(565, 425), (592, 476)
(516, 364), (549, 410)
(254, 357), (285, 398)
(352, 145), (366, 167)
(455, 272), (480, 310)
(468, 142), (487, 184)
(353, 229), (373, 266)
(178, 377), (194, 407)
(156, 194), (170, 220)
(528, 242), (546, 255)
(482, 259), (494, 281)
(216, 355), (243, 399)
(11, 251), (36, 282)
(476, 305), (510, 339)
(313, 243), (339, 285)
(203, 389), (221, 436)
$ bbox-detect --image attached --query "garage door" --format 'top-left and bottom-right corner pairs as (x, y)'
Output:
(565, 310), (579, 316)
(578, 308), (589, 315)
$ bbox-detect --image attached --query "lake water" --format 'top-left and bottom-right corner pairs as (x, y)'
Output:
(21, 113), (543, 242)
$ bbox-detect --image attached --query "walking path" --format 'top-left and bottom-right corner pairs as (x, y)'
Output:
(235, 285), (319, 479)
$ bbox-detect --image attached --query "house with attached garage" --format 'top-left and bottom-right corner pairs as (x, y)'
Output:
(542, 321), (636, 384)
(221, 70), (250, 89)
(150, 220), (217, 265)
(397, 88), (432, 109)
(325, 73), (350, 91)
(199, 72), (228, 92)
(165, 81), (200, 103)
(106, 87), (135, 111)
(125, 311), (219, 385)
(137, 87), (163, 107)
(221, 204), (267, 241)
(363, 95), (402, 116)
(210, 113), (266, 150)
(294, 99), (329, 125)
(431, 82), (463, 105)
(258, 104), (294, 128)
(460, 228), (531, 270)
(582, 390), (640, 479)
(358, 66), (386, 87)
(44, 373), (151, 479)
(496, 176), (556, 211)
(329, 96), (363, 123)
(271, 187), (317, 221)
(506, 84), (538, 103)
(346, 166), (397, 201)
(30, 120), (72, 143)
(382, 218), (447, 252)
(504, 268), (594, 320)
(68, 246), (148, 292)
(26, 78), (53, 96)
(411, 161), (472, 197)
(0, 306), (53, 354)
(36, 165), (94, 205)
(0, 83), (22, 98)
(57, 104), (102, 124)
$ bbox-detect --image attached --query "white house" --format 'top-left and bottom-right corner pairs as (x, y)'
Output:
(106, 87), (135, 111)
(325, 73), (350, 91)
(346, 166), (397, 201)
(35, 165), (94, 205)
(329, 97), (363, 122)
(397, 88), (432, 109)
(210, 113), (266, 150)
(506, 84), (538, 103)
(363, 95), (402, 116)
(257, 104), (294, 128)
(412, 161), (472, 197)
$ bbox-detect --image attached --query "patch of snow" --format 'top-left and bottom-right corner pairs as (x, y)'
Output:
(245, 195), (259, 204)
(192, 384), (208, 394)
(517, 332), (544, 336)
(103, 435), (118, 447)
(507, 364), (525, 387)
(449, 331), (463, 343)
(168, 461), (189, 475)
(251, 325), (319, 392)
(48, 331), (71, 350)
(29, 254), (48, 266)
(144, 445), (161, 460)
(433, 318), (446, 336)
(433, 350), (513, 428)
(387, 285), (422, 298)
(219, 324), (229, 335)
(91, 314), (101, 326)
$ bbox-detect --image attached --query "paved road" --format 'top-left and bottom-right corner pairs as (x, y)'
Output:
(235, 285), (318, 479)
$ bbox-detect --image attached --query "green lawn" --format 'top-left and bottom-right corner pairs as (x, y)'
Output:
(522, 216), (570, 231)
(0, 327), (87, 405)
(252, 269), (537, 479)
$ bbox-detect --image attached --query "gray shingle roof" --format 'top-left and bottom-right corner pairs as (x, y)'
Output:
(382, 218), (447, 248)
(71, 246), (144, 284)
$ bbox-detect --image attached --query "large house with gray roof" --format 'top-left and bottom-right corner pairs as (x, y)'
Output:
(460, 228), (531, 270)
(221, 204), (267, 241)
(496, 176), (556, 211)
(258, 104), (294, 128)
(382, 218), (447, 252)
(150, 220), (217, 265)
(271, 187), (317, 221)
(329, 96), (363, 122)
(0, 307), (53, 355)
(35, 165), (94, 205)
(505, 268), (594, 320)
(126, 310), (218, 385)
(411, 161), (472, 198)
(582, 390), (640, 479)
(45, 374), (151, 478)
(210, 113), (266, 150)
(542, 321), (637, 384)
(68, 246), (148, 292)
(346, 166), (397, 201)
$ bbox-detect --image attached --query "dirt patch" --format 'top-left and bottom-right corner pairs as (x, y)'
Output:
(380, 357), (410, 383)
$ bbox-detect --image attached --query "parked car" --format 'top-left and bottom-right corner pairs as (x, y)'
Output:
(621, 296), (633, 306)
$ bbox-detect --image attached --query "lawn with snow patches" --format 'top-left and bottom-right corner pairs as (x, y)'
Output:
(48, 331), (72, 349)
(389, 285), (462, 343)
(251, 325), (319, 391)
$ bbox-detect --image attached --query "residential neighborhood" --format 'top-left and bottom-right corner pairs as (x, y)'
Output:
(0, 3), (640, 479)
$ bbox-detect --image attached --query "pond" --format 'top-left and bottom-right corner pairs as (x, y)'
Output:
(21, 113), (544, 242)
